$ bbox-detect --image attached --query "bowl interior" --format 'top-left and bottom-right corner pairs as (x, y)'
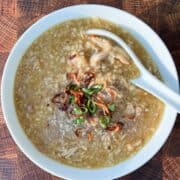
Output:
(1, 4), (179, 180)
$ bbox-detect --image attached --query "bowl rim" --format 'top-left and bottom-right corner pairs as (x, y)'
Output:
(1, 4), (179, 180)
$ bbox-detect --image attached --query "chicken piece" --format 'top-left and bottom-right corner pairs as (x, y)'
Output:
(88, 36), (111, 52)
(89, 51), (109, 67)
(109, 46), (130, 65)
(86, 36), (112, 67)
(85, 41), (100, 52)
(123, 103), (136, 120)
(86, 35), (130, 67)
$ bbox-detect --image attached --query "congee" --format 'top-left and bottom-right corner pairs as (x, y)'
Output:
(14, 18), (164, 168)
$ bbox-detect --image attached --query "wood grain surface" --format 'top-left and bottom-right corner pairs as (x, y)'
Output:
(0, 0), (179, 179)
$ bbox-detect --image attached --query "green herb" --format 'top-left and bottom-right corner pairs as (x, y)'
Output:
(73, 116), (85, 124)
(90, 84), (103, 93)
(82, 87), (92, 96)
(81, 107), (88, 113)
(108, 103), (116, 111)
(99, 116), (111, 128)
(73, 107), (83, 115)
(66, 83), (79, 91)
(82, 84), (103, 96)
(73, 106), (88, 115)
(87, 99), (97, 114)
(69, 95), (75, 104)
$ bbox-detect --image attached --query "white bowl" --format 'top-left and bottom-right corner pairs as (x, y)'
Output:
(1, 4), (179, 180)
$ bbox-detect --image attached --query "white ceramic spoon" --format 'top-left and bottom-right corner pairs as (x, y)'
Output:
(86, 29), (180, 113)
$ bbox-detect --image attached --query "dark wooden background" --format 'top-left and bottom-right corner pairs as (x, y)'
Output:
(0, 0), (179, 179)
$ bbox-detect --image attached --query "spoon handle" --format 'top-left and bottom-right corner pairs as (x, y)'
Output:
(131, 73), (180, 113)
(86, 29), (180, 113)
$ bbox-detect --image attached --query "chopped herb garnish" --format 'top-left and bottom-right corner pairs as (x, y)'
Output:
(73, 117), (85, 124)
(73, 106), (88, 115)
(73, 107), (83, 115)
(66, 83), (79, 92)
(90, 84), (103, 93)
(99, 116), (111, 128)
(87, 99), (97, 114)
(69, 95), (75, 104)
(82, 84), (103, 96)
(108, 103), (116, 111)
(82, 87), (92, 96)
(52, 70), (121, 134)
(81, 107), (88, 113)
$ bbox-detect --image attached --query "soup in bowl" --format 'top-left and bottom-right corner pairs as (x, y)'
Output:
(1, 5), (179, 180)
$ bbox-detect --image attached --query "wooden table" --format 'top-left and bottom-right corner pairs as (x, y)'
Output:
(0, 1), (179, 179)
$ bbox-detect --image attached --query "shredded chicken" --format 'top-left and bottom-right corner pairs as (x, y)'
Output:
(123, 103), (136, 120)
(68, 36), (130, 69)
(90, 51), (109, 67)
(86, 36), (111, 67)
(109, 46), (130, 65)
(88, 36), (112, 52)
(85, 35), (130, 67)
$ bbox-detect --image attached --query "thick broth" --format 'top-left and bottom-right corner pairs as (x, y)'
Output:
(14, 18), (164, 168)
